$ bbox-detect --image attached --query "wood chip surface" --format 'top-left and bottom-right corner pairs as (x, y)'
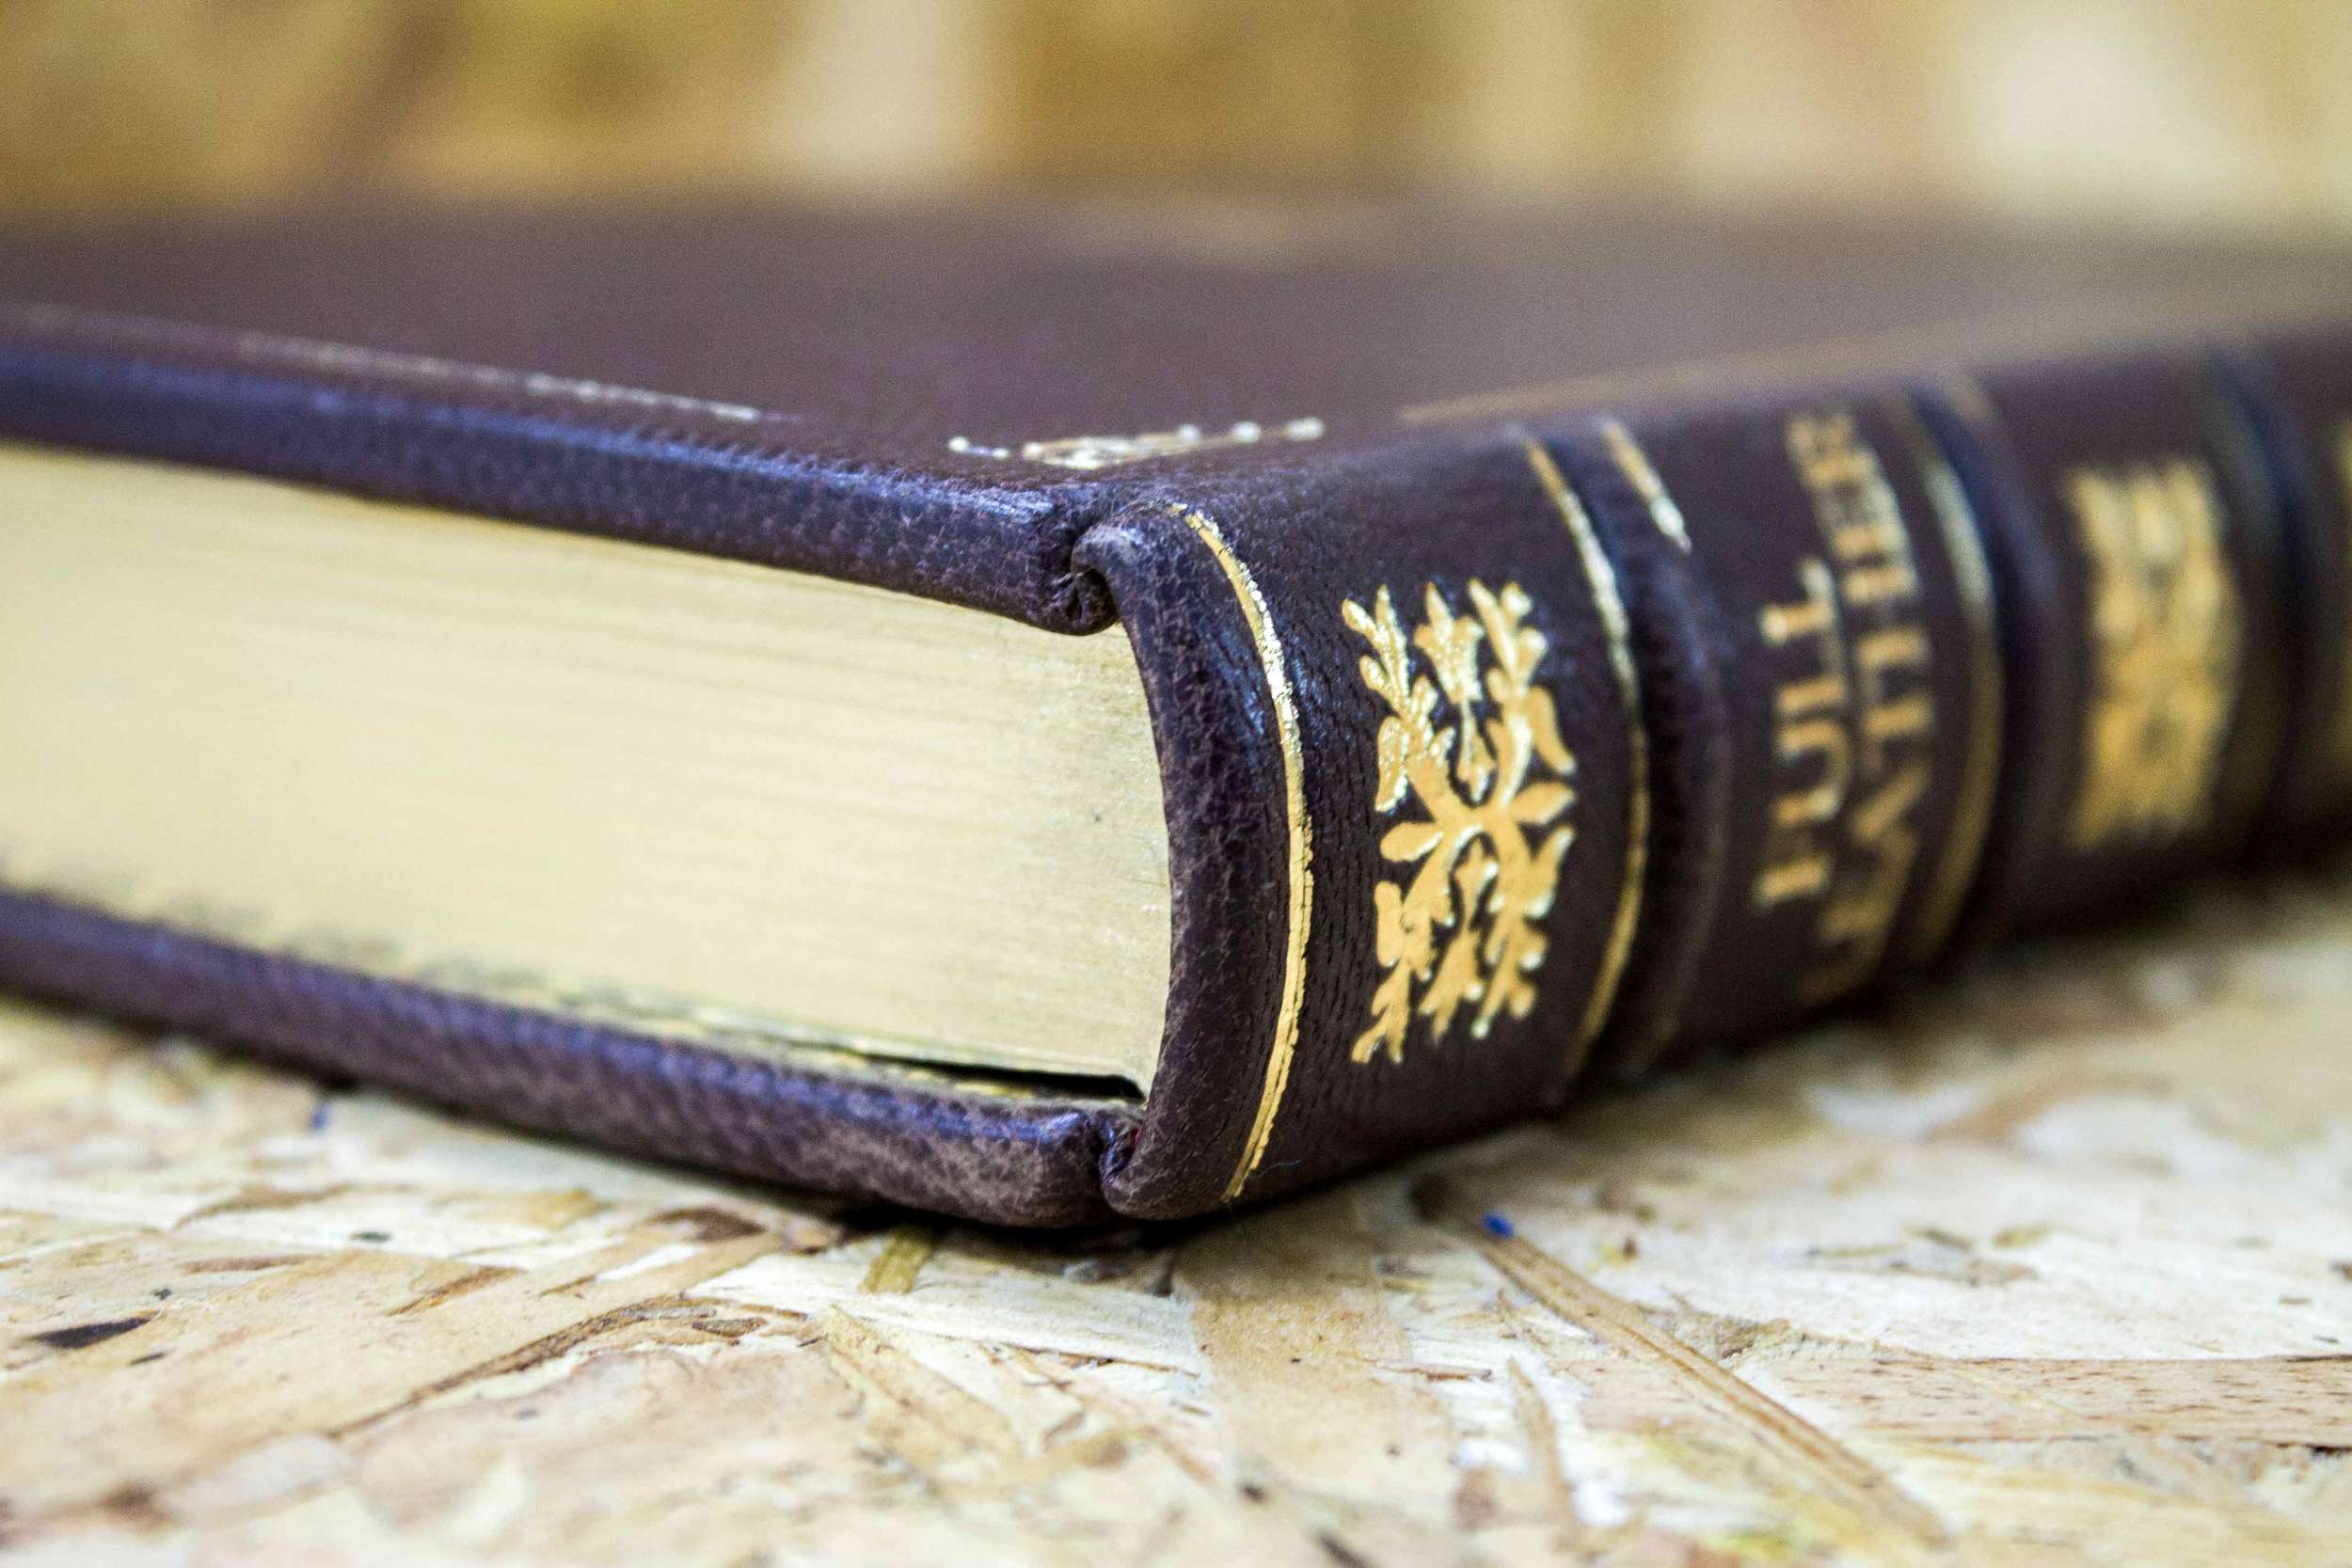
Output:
(6, 864), (2352, 1564)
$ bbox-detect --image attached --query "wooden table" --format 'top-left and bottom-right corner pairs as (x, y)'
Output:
(4, 863), (2351, 1566)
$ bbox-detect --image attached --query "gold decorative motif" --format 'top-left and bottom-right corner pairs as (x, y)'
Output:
(2064, 457), (2242, 849)
(1345, 580), (1577, 1065)
(1173, 508), (1315, 1204)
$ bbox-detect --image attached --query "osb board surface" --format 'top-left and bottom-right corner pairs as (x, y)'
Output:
(4, 869), (2352, 1565)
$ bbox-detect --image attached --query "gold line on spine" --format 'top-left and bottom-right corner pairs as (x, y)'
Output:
(1892, 388), (2003, 958)
(2332, 419), (2352, 776)
(1176, 506), (1315, 1202)
(1597, 417), (1692, 553)
(1518, 433), (1648, 1056)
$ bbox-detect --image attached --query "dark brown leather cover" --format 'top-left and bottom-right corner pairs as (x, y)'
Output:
(1914, 353), (2296, 936)
(4, 200), (2351, 1224)
(2217, 326), (2352, 836)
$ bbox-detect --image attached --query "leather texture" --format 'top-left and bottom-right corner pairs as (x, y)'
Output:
(1542, 385), (1998, 1079)
(0, 890), (1129, 1227)
(2217, 327), (2352, 837)
(1079, 438), (1636, 1217)
(1920, 351), (2295, 937)
(5, 200), (2352, 1223)
(7, 200), (2348, 454)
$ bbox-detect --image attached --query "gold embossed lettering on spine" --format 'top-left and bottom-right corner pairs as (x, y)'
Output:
(1343, 581), (1577, 1066)
(2062, 458), (2243, 848)
(1753, 411), (1941, 1004)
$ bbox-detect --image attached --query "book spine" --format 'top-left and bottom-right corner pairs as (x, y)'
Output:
(1077, 440), (1646, 1216)
(1537, 391), (2003, 1076)
(1098, 332), (2346, 1217)
(1908, 350), (2296, 941)
(2215, 326), (2352, 835)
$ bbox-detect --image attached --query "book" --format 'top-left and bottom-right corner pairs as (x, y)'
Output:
(2, 200), (2348, 1226)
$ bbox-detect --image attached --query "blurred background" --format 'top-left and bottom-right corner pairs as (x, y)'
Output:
(3, 0), (2350, 236)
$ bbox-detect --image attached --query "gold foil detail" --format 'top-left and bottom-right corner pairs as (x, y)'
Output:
(2332, 420), (2352, 777)
(1597, 417), (1692, 552)
(950, 418), (1325, 470)
(1178, 508), (1315, 1202)
(2064, 457), (2243, 849)
(1891, 391), (2003, 960)
(1344, 579), (1578, 1065)
(1755, 411), (1939, 1004)
(1519, 434), (1648, 1056)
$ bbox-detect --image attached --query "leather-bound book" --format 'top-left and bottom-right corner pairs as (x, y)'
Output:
(3, 202), (2348, 1224)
